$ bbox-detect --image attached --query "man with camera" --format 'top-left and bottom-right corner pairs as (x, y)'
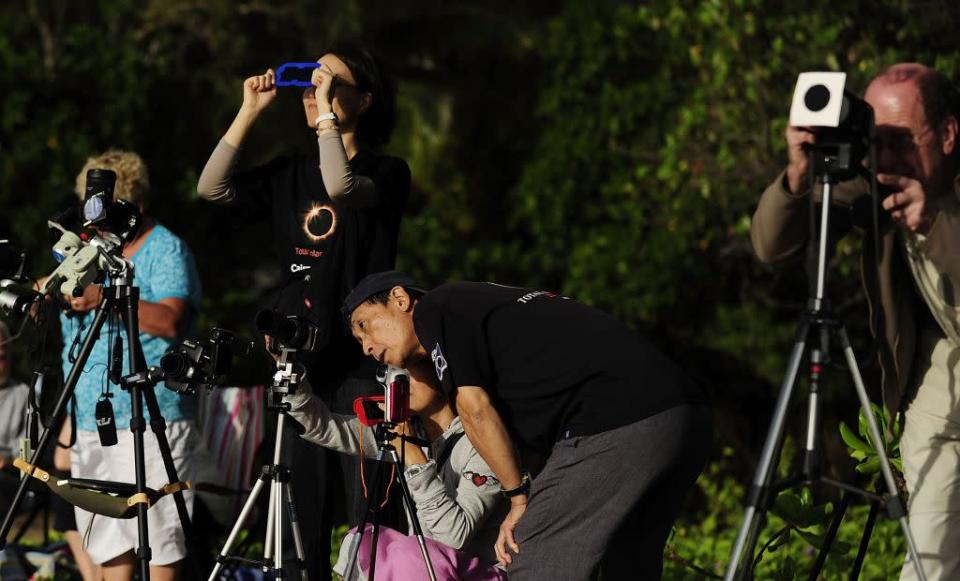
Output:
(753, 63), (960, 579)
(343, 271), (711, 580)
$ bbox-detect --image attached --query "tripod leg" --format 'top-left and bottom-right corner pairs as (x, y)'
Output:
(0, 300), (112, 548)
(120, 285), (151, 580)
(850, 499), (881, 581)
(345, 452), (386, 581)
(274, 465), (285, 578)
(838, 327), (926, 581)
(725, 324), (810, 581)
(208, 470), (270, 581)
(141, 386), (194, 543)
(265, 477), (278, 564)
(393, 464), (438, 581)
(808, 491), (852, 580)
(282, 481), (309, 581)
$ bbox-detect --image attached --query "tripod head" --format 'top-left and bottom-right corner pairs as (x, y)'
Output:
(41, 221), (134, 299)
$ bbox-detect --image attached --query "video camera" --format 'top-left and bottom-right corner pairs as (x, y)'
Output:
(353, 365), (411, 427)
(160, 328), (275, 394)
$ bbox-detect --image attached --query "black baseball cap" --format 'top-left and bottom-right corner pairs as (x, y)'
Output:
(342, 270), (427, 316)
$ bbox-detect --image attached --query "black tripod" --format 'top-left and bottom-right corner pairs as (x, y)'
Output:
(343, 422), (437, 581)
(208, 347), (309, 581)
(0, 265), (194, 580)
(723, 166), (925, 579)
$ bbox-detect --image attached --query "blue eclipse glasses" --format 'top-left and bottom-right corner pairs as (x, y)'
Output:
(275, 62), (321, 87)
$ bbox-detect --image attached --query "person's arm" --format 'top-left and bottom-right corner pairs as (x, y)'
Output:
(751, 169), (812, 264)
(61, 284), (188, 339)
(284, 391), (378, 458)
(316, 132), (379, 208)
(454, 386), (526, 565)
(404, 437), (502, 551)
(197, 70), (276, 204)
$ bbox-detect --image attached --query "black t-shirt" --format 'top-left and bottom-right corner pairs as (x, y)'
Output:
(233, 148), (410, 382)
(413, 282), (705, 454)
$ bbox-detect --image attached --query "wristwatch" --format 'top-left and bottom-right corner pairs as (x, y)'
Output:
(501, 471), (531, 498)
(315, 111), (339, 126)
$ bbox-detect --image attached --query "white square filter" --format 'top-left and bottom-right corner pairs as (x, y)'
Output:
(789, 72), (848, 128)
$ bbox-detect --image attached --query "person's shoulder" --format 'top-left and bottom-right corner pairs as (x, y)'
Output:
(1, 381), (30, 401)
(144, 223), (192, 255)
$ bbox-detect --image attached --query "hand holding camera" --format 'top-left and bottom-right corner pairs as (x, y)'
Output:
(785, 125), (817, 194)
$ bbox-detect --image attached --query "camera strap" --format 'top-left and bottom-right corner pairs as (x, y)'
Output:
(435, 432), (465, 470)
(96, 314), (118, 447)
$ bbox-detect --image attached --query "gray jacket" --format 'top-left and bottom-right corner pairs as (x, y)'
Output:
(284, 391), (506, 564)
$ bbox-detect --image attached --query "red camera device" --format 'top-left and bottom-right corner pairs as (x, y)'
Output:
(353, 366), (411, 427)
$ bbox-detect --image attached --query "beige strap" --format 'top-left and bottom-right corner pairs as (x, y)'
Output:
(13, 458), (50, 482)
(159, 481), (192, 496)
(127, 493), (151, 507)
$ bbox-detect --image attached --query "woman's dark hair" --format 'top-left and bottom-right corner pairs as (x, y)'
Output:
(327, 40), (397, 148)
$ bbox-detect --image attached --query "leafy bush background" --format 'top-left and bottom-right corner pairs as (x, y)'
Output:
(4, 1), (960, 577)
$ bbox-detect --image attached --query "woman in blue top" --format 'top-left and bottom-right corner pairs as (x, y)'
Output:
(58, 150), (202, 581)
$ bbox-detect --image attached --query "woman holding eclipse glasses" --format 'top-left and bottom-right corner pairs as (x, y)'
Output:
(197, 40), (411, 581)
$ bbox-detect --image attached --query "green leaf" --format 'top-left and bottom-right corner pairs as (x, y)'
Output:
(840, 422), (874, 454)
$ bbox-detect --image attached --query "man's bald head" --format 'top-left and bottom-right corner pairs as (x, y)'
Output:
(870, 63), (960, 132)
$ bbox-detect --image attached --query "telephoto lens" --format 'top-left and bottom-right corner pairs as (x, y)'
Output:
(83, 169), (117, 226)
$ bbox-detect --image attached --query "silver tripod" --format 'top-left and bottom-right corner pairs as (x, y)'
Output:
(208, 350), (309, 581)
(724, 177), (926, 580)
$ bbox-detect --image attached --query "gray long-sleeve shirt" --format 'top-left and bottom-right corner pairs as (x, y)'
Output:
(284, 391), (506, 564)
(0, 381), (29, 460)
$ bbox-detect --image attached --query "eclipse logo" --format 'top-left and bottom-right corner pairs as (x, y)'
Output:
(301, 203), (337, 243)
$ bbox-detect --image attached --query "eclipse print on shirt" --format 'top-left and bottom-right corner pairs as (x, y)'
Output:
(301, 203), (338, 243)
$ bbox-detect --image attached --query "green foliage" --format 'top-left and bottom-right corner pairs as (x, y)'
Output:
(666, 449), (906, 580)
(839, 403), (904, 477)
(3, 1), (960, 576)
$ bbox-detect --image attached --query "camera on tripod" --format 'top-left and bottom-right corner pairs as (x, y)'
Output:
(160, 328), (274, 394)
(790, 72), (874, 181)
(254, 309), (321, 352)
(82, 169), (142, 243)
(353, 365), (411, 427)
(0, 239), (39, 317)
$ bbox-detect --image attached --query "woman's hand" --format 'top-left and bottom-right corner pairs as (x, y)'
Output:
(65, 284), (101, 313)
(241, 69), (277, 116)
(310, 64), (336, 114)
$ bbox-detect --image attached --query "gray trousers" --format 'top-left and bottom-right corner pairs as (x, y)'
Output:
(508, 403), (711, 581)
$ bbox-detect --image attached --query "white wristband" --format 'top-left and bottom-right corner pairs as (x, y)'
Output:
(315, 112), (338, 126)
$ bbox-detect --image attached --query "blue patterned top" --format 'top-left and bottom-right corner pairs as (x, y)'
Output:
(60, 224), (202, 432)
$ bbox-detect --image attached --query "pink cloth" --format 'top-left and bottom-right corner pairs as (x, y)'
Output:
(346, 525), (507, 581)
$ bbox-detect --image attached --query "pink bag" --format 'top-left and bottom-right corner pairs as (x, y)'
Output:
(341, 525), (508, 581)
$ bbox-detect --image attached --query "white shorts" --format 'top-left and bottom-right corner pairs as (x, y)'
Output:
(71, 420), (198, 566)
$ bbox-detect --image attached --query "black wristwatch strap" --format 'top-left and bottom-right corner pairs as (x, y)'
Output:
(501, 471), (531, 498)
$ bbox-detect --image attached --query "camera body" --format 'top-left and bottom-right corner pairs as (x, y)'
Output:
(354, 366), (412, 427)
(161, 328), (271, 394)
(0, 239), (39, 317)
(790, 72), (874, 181)
(160, 338), (210, 394)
